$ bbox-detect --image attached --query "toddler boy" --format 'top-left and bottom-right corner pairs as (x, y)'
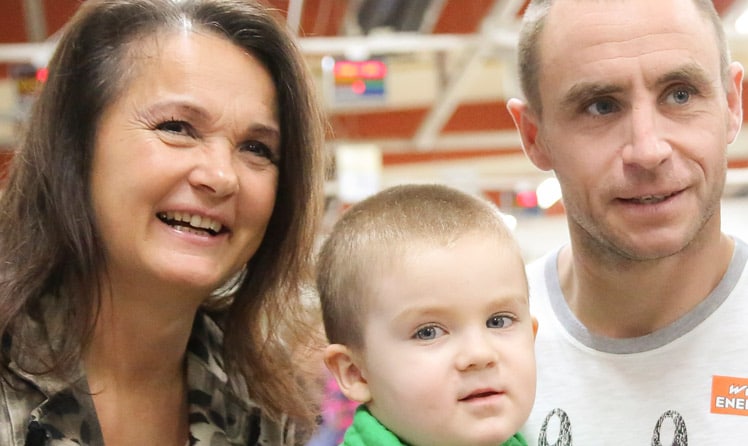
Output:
(317, 184), (537, 446)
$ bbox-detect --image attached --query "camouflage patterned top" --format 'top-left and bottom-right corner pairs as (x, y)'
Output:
(0, 303), (294, 445)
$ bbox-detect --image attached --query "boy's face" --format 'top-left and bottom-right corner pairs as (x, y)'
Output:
(358, 232), (537, 446)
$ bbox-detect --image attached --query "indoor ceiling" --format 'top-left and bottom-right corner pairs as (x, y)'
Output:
(2, 0), (748, 197)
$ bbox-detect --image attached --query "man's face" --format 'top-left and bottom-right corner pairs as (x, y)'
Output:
(527, 0), (742, 260)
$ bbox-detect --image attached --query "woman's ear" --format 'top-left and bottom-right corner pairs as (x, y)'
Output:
(506, 98), (553, 171)
(324, 344), (371, 403)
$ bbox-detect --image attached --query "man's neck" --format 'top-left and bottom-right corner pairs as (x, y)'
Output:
(557, 232), (734, 338)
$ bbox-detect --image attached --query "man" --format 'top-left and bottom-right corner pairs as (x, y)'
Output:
(507, 0), (748, 444)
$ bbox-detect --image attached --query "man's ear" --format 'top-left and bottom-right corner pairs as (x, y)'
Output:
(506, 98), (553, 171)
(324, 344), (371, 403)
(726, 61), (744, 144)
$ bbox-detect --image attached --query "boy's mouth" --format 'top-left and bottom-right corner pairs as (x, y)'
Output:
(459, 388), (502, 401)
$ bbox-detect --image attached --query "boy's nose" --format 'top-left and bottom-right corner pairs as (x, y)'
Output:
(455, 331), (498, 371)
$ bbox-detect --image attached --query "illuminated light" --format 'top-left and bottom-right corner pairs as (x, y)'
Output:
(736, 9), (748, 34)
(351, 79), (366, 95)
(335, 61), (358, 79)
(331, 58), (387, 103)
(516, 190), (538, 208)
(360, 60), (387, 79)
(536, 177), (562, 209)
(36, 67), (48, 83)
(321, 56), (335, 71)
(333, 59), (387, 79)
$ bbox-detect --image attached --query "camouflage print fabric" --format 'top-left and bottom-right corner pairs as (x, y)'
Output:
(0, 299), (293, 445)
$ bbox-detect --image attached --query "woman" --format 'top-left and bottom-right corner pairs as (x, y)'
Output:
(0, 0), (325, 444)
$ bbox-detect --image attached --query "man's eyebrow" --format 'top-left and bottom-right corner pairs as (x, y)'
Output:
(560, 82), (624, 111)
(655, 63), (712, 89)
(559, 63), (715, 111)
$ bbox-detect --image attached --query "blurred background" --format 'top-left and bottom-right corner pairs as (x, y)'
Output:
(2, 0), (748, 261)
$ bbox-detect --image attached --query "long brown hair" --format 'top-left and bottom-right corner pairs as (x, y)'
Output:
(0, 0), (325, 429)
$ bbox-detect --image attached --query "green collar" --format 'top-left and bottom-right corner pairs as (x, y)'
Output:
(341, 405), (528, 446)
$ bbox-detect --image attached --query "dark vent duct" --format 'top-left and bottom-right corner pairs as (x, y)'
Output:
(357, 0), (435, 34)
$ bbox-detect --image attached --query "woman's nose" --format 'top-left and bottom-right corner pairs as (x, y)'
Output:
(188, 142), (239, 197)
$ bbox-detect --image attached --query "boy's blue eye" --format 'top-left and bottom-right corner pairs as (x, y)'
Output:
(414, 325), (445, 340)
(487, 315), (513, 329)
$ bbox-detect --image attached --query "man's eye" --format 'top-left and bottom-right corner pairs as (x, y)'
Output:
(586, 99), (618, 116)
(486, 315), (513, 329)
(666, 88), (692, 105)
(414, 325), (445, 340)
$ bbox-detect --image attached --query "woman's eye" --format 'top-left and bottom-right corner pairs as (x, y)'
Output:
(155, 120), (194, 136)
(486, 315), (513, 329)
(414, 325), (445, 341)
(239, 141), (278, 165)
(585, 99), (618, 116)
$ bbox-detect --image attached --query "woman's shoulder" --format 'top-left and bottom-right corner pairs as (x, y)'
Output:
(0, 368), (46, 445)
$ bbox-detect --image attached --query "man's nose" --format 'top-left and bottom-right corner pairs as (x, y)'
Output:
(621, 102), (673, 170)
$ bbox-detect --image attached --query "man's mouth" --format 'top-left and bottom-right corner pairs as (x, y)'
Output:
(622, 191), (677, 205)
(157, 211), (225, 236)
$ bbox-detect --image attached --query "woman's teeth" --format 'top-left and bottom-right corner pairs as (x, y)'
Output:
(157, 211), (223, 234)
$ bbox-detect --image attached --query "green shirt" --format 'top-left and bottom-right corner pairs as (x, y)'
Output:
(340, 405), (528, 446)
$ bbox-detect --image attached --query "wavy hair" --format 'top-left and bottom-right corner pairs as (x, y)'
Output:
(0, 0), (325, 429)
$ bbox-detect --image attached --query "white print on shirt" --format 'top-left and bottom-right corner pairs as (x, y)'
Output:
(536, 409), (688, 446)
(711, 375), (748, 415)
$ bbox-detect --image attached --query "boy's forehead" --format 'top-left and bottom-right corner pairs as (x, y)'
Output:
(366, 234), (528, 298)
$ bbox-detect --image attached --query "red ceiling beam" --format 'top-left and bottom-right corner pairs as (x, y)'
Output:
(433, 0), (494, 34)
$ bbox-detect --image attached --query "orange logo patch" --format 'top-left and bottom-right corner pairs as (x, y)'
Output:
(711, 375), (748, 416)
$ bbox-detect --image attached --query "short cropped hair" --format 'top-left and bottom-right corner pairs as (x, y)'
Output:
(516, 0), (730, 115)
(317, 184), (522, 349)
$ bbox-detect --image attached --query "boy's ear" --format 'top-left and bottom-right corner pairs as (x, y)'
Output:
(324, 344), (371, 404)
(532, 316), (539, 339)
(506, 98), (553, 171)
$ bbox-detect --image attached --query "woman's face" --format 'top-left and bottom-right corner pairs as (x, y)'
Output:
(90, 30), (279, 299)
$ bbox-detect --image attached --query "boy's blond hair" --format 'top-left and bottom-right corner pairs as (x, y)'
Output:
(317, 183), (521, 349)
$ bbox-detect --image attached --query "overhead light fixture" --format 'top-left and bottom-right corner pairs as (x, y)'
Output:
(735, 7), (748, 34)
(536, 177), (562, 210)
